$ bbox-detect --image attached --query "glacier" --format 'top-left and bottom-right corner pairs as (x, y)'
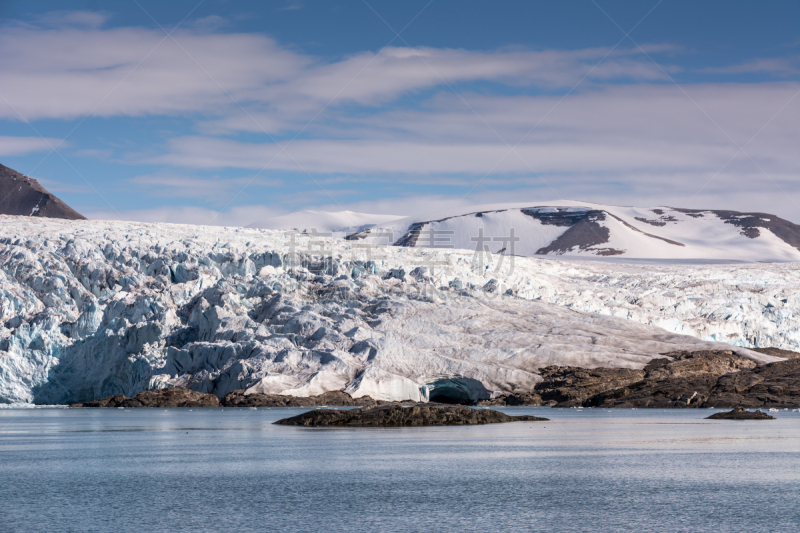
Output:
(0, 215), (795, 404)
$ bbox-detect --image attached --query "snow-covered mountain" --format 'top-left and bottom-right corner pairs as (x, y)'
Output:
(344, 201), (800, 262)
(0, 164), (86, 220)
(1, 215), (795, 405)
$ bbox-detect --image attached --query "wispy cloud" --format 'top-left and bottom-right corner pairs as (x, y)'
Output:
(85, 204), (286, 227)
(73, 148), (114, 159)
(128, 174), (282, 201)
(82, 176), (800, 228)
(155, 83), (799, 177)
(185, 15), (232, 32)
(700, 58), (799, 76)
(277, 1), (304, 12)
(697, 58), (800, 77)
(0, 22), (306, 121)
(35, 177), (93, 194)
(0, 136), (65, 156)
(3, 11), (799, 226)
(0, 16), (677, 125)
(28, 10), (112, 29)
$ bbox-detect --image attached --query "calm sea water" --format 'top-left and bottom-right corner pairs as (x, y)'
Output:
(1, 407), (798, 533)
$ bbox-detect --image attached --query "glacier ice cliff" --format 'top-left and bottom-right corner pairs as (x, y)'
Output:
(0, 216), (794, 404)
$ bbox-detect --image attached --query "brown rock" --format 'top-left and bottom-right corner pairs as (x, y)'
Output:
(477, 393), (543, 406)
(584, 375), (719, 408)
(584, 350), (800, 408)
(644, 350), (756, 379)
(220, 389), (382, 408)
(534, 366), (645, 407)
(70, 388), (220, 408)
(74, 394), (127, 408)
(705, 358), (800, 408)
(751, 347), (800, 359)
(274, 403), (549, 427)
(706, 407), (775, 420)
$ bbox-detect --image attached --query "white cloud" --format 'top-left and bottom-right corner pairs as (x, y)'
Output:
(277, 1), (304, 11)
(0, 136), (64, 156)
(0, 15), (676, 126)
(347, 83), (800, 146)
(128, 174), (282, 201)
(35, 177), (93, 194)
(30, 10), (111, 29)
(73, 148), (114, 159)
(185, 15), (232, 32)
(294, 174), (800, 225)
(700, 58), (799, 76)
(155, 83), (799, 178)
(157, 135), (734, 174)
(85, 204), (287, 227)
(81, 178), (800, 227)
(3, 12), (798, 225)
(0, 24), (307, 121)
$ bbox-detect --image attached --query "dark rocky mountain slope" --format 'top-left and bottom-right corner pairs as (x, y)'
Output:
(0, 164), (85, 220)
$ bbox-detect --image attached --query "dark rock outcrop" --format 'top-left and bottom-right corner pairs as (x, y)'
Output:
(536, 366), (647, 406)
(483, 348), (800, 409)
(706, 407), (775, 420)
(0, 164), (86, 220)
(478, 392), (544, 407)
(274, 403), (548, 427)
(583, 350), (799, 408)
(70, 388), (220, 408)
(478, 367), (647, 407)
(71, 388), (388, 408)
(752, 347), (800, 359)
(220, 390), (383, 407)
(584, 375), (720, 408)
(704, 358), (800, 408)
(584, 350), (758, 408)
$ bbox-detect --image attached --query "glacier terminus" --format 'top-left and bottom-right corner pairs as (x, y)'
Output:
(0, 215), (795, 405)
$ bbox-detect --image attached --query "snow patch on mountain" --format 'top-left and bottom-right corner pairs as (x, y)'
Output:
(351, 201), (800, 262)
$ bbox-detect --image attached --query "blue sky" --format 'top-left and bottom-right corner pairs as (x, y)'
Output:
(0, 0), (798, 225)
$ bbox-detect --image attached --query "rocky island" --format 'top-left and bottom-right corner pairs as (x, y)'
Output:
(274, 403), (548, 427)
(706, 407), (776, 420)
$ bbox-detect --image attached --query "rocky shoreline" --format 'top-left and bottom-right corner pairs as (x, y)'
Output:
(273, 403), (548, 427)
(70, 388), (221, 408)
(70, 348), (800, 409)
(70, 388), (393, 408)
(482, 349), (800, 408)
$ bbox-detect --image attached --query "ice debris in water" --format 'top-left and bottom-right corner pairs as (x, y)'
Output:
(0, 216), (795, 404)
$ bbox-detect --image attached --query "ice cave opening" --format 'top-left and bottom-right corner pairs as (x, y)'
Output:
(420, 377), (491, 405)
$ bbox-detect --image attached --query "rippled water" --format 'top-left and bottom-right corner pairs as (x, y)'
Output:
(1, 407), (799, 533)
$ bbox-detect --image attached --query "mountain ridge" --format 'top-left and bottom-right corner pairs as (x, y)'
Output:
(343, 202), (800, 262)
(0, 164), (85, 220)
